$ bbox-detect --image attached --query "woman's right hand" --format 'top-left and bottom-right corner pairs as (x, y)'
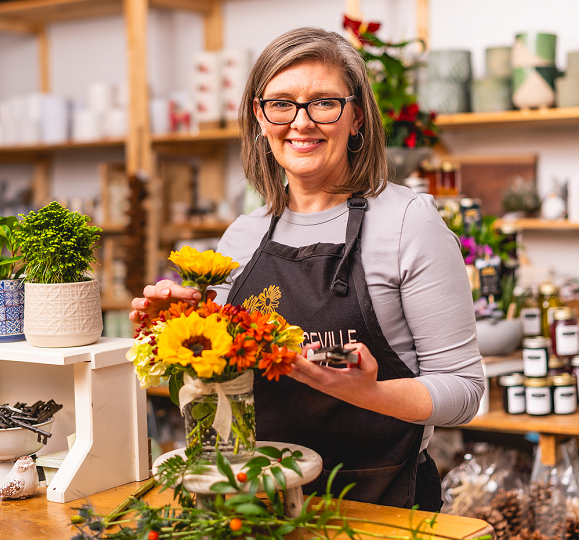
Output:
(129, 279), (215, 323)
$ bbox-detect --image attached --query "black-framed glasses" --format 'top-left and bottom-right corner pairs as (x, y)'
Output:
(259, 96), (355, 125)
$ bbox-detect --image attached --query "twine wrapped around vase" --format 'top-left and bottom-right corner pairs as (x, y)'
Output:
(178, 370), (254, 442)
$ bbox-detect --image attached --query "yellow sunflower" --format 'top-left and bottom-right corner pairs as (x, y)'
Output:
(168, 246), (239, 289)
(158, 312), (232, 379)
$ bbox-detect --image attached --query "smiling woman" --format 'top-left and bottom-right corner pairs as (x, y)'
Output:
(131, 27), (483, 512)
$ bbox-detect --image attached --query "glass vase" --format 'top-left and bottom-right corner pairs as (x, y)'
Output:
(183, 392), (256, 463)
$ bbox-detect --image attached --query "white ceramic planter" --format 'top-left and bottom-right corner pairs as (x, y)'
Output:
(24, 280), (103, 348)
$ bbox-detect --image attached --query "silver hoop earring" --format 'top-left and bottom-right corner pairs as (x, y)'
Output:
(256, 133), (272, 155)
(348, 131), (364, 153)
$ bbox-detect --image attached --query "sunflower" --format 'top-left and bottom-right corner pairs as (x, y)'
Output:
(256, 285), (281, 314)
(227, 334), (258, 372)
(258, 344), (296, 381)
(158, 312), (232, 379)
(169, 246), (239, 291)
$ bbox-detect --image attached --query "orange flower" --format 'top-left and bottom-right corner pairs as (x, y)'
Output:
(228, 334), (258, 372)
(258, 344), (296, 381)
(163, 301), (195, 320)
(242, 311), (275, 342)
(196, 298), (221, 318)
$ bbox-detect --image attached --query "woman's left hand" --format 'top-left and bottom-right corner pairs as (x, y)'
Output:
(288, 341), (433, 422)
(288, 342), (380, 410)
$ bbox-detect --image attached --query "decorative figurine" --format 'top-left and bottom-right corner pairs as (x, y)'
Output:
(0, 456), (39, 500)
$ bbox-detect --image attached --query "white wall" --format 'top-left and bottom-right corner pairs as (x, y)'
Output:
(0, 0), (577, 277)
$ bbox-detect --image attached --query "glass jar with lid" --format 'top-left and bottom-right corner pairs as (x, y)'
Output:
(548, 355), (567, 376)
(498, 373), (526, 414)
(524, 377), (552, 416)
(569, 355), (579, 378)
(516, 286), (542, 337)
(550, 373), (577, 415)
(522, 336), (551, 377)
(438, 161), (460, 197)
(539, 283), (563, 338)
(551, 307), (579, 359)
(418, 161), (440, 196)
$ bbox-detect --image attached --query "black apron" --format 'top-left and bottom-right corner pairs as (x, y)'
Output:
(227, 195), (425, 507)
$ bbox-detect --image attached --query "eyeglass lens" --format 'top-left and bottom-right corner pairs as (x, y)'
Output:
(263, 99), (344, 124)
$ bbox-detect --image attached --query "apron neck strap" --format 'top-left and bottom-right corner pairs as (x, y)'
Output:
(330, 195), (367, 296)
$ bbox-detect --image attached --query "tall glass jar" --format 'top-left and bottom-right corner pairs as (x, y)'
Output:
(516, 286), (542, 337)
(183, 391), (256, 463)
(438, 161), (460, 197)
(539, 283), (563, 338)
(551, 307), (579, 359)
(418, 161), (440, 196)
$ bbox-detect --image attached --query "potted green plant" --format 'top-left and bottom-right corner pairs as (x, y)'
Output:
(13, 201), (103, 347)
(0, 216), (25, 342)
(343, 15), (438, 183)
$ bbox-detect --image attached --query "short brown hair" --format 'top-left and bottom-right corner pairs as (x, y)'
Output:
(239, 27), (388, 216)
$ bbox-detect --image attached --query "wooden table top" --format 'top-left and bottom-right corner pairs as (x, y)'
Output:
(0, 480), (493, 540)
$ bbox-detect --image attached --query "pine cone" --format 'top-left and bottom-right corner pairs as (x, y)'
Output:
(565, 518), (579, 540)
(492, 489), (525, 537)
(511, 527), (551, 540)
(475, 506), (509, 540)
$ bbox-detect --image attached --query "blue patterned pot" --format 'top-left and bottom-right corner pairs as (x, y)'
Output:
(0, 279), (25, 342)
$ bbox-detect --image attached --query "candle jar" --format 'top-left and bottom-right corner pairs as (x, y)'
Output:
(418, 161), (440, 196)
(516, 287), (542, 337)
(522, 337), (551, 377)
(550, 373), (577, 415)
(551, 307), (579, 359)
(539, 283), (563, 338)
(438, 161), (460, 197)
(548, 355), (567, 377)
(524, 377), (552, 416)
(499, 373), (526, 414)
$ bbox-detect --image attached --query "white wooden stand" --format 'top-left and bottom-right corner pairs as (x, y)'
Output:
(0, 337), (149, 503)
(152, 442), (323, 518)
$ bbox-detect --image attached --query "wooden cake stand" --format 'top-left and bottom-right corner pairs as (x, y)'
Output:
(152, 441), (322, 517)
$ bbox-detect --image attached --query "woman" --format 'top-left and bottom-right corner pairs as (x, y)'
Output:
(131, 27), (484, 510)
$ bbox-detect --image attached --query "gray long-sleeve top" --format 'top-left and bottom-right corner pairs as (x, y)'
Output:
(213, 182), (484, 451)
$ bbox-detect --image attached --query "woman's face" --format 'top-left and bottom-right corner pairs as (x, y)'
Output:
(254, 61), (363, 191)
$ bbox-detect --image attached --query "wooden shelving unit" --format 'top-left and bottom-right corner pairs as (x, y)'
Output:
(436, 107), (579, 130)
(0, 138), (125, 154)
(462, 380), (579, 465)
(495, 218), (580, 231)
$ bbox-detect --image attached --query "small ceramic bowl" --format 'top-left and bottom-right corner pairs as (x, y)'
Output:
(0, 417), (55, 461)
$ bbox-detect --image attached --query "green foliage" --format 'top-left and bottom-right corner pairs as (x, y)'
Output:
(0, 216), (24, 280)
(358, 33), (438, 148)
(13, 201), (101, 284)
(68, 444), (494, 540)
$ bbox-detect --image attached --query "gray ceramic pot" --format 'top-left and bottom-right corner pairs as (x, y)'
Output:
(425, 50), (472, 82)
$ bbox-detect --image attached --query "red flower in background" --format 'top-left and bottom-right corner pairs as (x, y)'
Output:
(404, 132), (417, 148)
(343, 15), (381, 45)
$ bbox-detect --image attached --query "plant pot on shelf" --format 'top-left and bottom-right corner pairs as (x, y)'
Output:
(476, 318), (522, 356)
(386, 147), (432, 185)
(0, 279), (25, 343)
(24, 279), (103, 348)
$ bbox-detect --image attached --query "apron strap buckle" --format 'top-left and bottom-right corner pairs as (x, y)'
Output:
(347, 197), (368, 210)
(331, 278), (348, 296)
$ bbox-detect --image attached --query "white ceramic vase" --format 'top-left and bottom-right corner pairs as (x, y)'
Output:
(24, 280), (103, 348)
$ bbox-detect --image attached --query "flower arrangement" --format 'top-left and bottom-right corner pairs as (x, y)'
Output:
(13, 201), (101, 284)
(0, 216), (23, 280)
(343, 15), (438, 149)
(127, 246), (304, 459)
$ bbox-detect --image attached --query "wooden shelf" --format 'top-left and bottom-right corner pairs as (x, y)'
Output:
(161, 221), (233, 241)
(435, 107), (579, 129)
(152, 127), (240, 145)
(0, 138), (125, 155)
(0, 0), (213, 32)
(495, 218), (580, 231)
(147, 385), (170, 397)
